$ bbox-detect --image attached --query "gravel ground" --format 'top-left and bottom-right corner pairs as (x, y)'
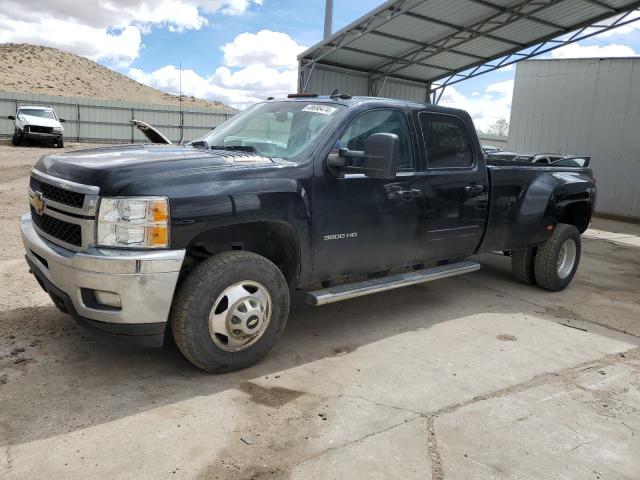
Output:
(1, 142), (639, 480)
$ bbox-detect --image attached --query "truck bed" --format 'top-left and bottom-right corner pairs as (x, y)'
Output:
(479, 163), (594, 253)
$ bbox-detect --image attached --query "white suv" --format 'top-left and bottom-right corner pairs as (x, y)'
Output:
(8, 105), (65, 148)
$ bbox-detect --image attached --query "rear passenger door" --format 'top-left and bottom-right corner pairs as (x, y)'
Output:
(414, 111), (488, 263)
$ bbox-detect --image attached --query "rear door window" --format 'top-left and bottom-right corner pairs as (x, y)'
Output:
(419, 113), (474, 169)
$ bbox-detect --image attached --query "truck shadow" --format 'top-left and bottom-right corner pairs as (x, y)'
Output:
(0, 252), (637, 447)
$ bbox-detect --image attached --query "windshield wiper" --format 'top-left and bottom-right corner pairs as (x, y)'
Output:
(209, 145), (257, 153)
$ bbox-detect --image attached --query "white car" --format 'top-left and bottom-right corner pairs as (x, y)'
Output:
(8, 105), (65, 148)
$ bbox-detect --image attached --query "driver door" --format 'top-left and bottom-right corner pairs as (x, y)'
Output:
(311, 108), (422, 281)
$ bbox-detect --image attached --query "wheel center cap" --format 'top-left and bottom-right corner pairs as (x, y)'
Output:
(228, 297), (265, 337)
(247, 316), (259, 329)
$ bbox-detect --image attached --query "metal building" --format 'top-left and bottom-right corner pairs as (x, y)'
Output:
(508, 58), (640, 220)
(299, 0), (640, 102)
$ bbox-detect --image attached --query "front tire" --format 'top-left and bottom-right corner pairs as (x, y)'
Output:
(11, 129), (22, 146)
(170, 251), (289, 373)
(534, 223), (581, 291)
(56, 138), (64, 148)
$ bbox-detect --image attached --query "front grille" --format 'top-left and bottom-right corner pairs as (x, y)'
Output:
(26, 125), (53, 134)
(30, 177), (85, 208)
(31, 206), (82, 247)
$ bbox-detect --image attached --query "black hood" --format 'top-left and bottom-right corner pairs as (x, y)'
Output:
(33, 144), (275, 195)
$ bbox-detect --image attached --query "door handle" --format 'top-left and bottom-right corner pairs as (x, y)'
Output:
(464, 184), (485, 194)
(398, 188), (421, 199)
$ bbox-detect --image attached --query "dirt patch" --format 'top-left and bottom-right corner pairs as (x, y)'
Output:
(496, 334), (518, 342)
(239, 381), (305, 408)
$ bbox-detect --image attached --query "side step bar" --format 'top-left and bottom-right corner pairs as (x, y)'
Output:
(307, 260), (480, 306)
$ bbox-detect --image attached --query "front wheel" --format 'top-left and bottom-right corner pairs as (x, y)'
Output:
(170, 251), (289, 373)
(534, 223), (581, 291)
(11, 129), (22, 146)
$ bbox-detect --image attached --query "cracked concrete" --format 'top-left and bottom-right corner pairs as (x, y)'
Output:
(1, 144), (640, 479)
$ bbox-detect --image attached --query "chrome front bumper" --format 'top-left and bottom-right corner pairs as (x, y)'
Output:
(21, 213), (185, 328)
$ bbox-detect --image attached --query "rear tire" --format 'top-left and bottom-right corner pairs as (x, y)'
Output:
(534, 223), (581, 291)
(511, 247), (537, 285)
(11, 129), (22, 146)
(170, 251), (289, 373)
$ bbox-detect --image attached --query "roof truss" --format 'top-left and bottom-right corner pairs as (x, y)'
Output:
(298, 0), (640, 99)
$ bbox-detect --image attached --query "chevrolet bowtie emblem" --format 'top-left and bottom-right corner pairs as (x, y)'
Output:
(33, 191), (45, 216)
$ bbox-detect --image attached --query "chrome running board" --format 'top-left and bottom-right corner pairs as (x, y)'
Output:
(307, 260), (480, 306)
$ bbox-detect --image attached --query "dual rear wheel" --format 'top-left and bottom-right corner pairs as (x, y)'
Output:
(511, 223), (581, 291)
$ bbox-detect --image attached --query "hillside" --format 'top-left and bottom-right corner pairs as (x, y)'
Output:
(0, 43), (229, 109)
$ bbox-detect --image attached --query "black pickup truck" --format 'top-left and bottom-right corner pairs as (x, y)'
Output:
(21, 95), (596, 372)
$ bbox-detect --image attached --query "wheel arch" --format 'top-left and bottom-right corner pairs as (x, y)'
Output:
(184, 220), (302, 286)
(559, 201), (592, 233)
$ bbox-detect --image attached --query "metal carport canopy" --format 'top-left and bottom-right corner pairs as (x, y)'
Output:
(298, 0), (640, 102)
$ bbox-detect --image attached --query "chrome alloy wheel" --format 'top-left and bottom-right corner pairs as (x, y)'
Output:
(556, 238), (577, 279)
(208, 281), (272, 352)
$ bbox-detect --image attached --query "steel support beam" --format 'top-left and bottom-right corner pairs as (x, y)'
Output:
(370, 0), (564, 81)
(429, 8), (640, 96)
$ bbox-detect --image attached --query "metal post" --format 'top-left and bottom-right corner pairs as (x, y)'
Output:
(76, 103), (81, 142)
(324, 0), (333, 40)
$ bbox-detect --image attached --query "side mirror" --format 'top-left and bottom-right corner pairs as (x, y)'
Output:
(59, 118), (66, 123)
(327, 133), (399, 180)
(7, 115), (15, 120)
(361, 133), (399, 180)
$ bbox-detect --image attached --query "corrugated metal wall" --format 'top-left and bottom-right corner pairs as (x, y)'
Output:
(478, 133), (508, 150)
(301, 65), (429, 103)
(508, 58), (640, 220)
(303, 66), (369, 96)
(0, 91), (236, 144)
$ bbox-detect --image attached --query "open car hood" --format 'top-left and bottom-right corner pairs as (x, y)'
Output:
(131, 119), (172, 144)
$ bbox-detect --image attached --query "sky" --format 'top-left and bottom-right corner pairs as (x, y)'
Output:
(1, 0), (639, 131)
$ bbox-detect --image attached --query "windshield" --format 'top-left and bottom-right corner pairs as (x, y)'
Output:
(199, 101), (345, 160)
(19, 109), (56, 120)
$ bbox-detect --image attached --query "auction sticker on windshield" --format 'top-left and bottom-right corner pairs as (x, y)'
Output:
(302, 104), (337, 115)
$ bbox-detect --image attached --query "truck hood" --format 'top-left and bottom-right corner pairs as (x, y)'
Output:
(19, 115), (62, 129)
(33, 144), (276, 196)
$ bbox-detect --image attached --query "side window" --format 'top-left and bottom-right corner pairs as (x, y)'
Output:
(419, 113), (474, 169)
(339, 109), (414, 171)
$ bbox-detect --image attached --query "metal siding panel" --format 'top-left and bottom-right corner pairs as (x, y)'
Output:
(0, 90), (233, 144)
(377, 15), (456, 43)
(534, 1), (608, 27)
(306, 67), (369, 96)
(509, 58), (640, 219)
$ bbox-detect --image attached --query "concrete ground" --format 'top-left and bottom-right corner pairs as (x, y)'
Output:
(1, 143), (639, 479)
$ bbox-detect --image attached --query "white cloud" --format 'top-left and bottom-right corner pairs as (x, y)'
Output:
(129, 29), (307, 108)
(551, 42), (638, 59)
(0, 1), (261, 65)
(222, 30), (306, 68)
(439, 80), (514, 132)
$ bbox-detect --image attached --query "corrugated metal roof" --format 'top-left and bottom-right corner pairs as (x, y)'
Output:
(299, 0), (640, 89)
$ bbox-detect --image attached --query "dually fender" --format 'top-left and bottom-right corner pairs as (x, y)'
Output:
(480, 169), (594, 253)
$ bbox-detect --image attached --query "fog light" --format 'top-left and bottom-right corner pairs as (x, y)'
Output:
(94, 290), (122, 309)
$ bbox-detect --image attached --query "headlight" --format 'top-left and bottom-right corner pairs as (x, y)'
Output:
(53, 127), (63, 133)
(97, 197), (169, 248)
